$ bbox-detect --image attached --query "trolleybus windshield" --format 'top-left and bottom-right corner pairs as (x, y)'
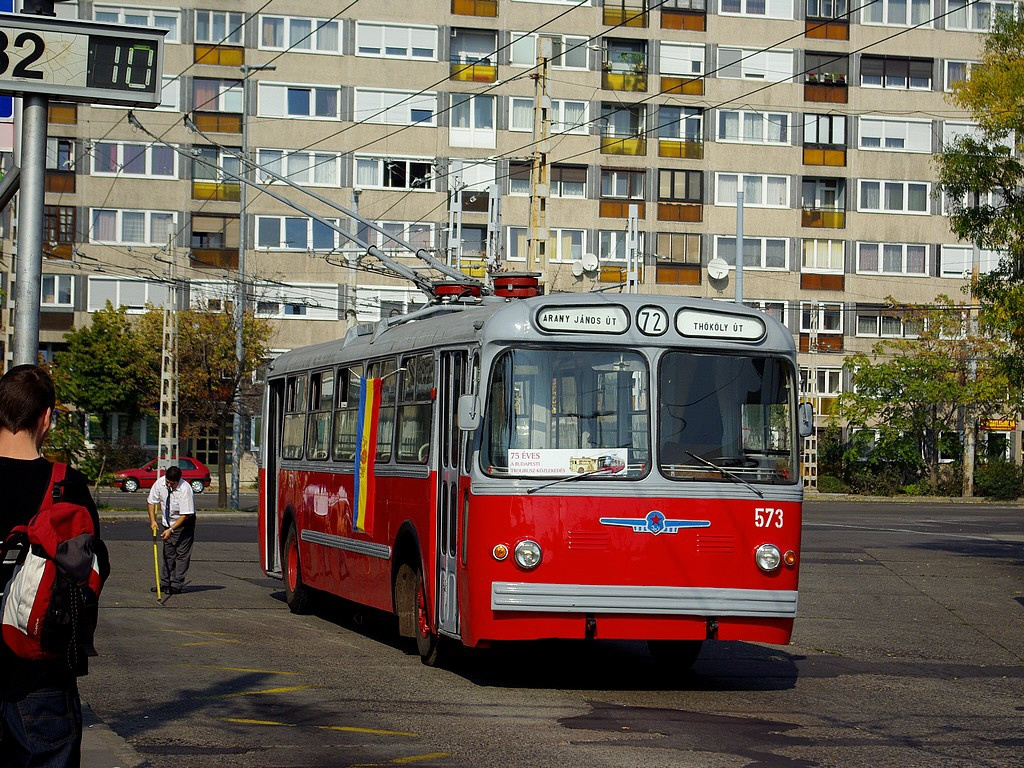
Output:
(483, 348), (649, 478)
(658, 352), (799, 484)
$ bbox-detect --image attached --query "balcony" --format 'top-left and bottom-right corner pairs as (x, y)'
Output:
(192, 180), (241, 202)
(191, 248), (238, 269)
(192, 112), (242, 134)
(599, 264), (644, 282)
(600, 200), (646, 218)
(804, 77), (848, 104)
(452, 0), (498, 15)
(801, 273), (845, 291)
(602, 70), (648, 92)
(805, 19), (849, 40)
(657, 202), (702, 222)
(661, 9), (706, 30)
(803, 146), (846, 167)
(47, 102), (76, 125)
(656, 263), (701, 285)
(457, 258), (487, 279)
(450, 60), (498, 83)
(660, 76), (703, 95)
(45, 171), (75, 194)
(601, 135), (647, 155)
(800, 335), (844, 353)
(604, 4), (649, 27)
(194, 44), (244, 67)
(801, 208), (846, 228)
(658, 138), (703, 159)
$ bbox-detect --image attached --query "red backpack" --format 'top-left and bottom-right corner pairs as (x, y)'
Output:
(0, 463), (104, 663)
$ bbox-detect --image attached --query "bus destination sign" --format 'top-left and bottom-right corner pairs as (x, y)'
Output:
(676, 309), (766, 341)
(536, 305), (629, 334)
(0, 14), (165, 107)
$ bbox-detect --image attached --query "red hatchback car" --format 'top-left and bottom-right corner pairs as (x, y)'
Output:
(113, 457), (211, 494)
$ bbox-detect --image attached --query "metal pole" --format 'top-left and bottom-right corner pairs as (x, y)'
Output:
(734, 189), (744, 305)
(12, 94), (47, 365)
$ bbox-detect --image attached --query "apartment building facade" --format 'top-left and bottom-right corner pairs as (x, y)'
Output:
(2, 0), (1014, 469)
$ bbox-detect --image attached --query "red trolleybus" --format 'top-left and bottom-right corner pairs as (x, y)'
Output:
(259, 287), (812, 667)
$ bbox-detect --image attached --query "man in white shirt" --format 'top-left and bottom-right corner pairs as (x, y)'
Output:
(147, 464), (196, 595)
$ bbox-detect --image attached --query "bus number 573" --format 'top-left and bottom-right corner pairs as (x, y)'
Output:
(755, 507), (783, 528)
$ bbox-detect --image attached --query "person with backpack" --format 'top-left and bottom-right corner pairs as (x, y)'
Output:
(0, 364), (110, 767)
(147, 464), (195, 596)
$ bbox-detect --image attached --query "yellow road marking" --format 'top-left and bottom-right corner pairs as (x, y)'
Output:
(220, 718), (295, 727)
(215, 685), (316, 698)
(195, 665), (299, 675)
(160, 630), (235, 636)
(316, 725), (418, 738)
(351, 756), (452, 767)
(181, 639), (241, 647)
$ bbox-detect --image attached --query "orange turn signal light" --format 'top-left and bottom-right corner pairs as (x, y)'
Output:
(492, 544), (509, 561)
(783, 550), (797, 567)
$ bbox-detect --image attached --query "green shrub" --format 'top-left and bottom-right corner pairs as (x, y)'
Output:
(848, 467), (904, 496)
(816, 475), (847, 494)
(974, 461), (1024, 500)
(79, 438), (151, 486)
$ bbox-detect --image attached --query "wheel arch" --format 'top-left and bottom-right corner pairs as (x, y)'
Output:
(392, 520), (426, 636)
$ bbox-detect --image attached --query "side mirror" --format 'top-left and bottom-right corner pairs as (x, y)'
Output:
(145, 465), (155, 472)
(458, 394), (481, 431)
(798, 403), (814, 438)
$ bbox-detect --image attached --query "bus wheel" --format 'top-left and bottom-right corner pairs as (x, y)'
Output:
(647, 640), (703, 671)
(283, 526), (313, 615)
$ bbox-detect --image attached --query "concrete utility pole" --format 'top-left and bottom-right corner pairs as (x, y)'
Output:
(964, 206), (981, 497)
(485, 182), (501, 284)
(527, 37), (551, 273)
(157, 243), (178, 478)
(734, 189), (744, 305)
(626, 204), (640, 292)
(448, 160), (464, 272)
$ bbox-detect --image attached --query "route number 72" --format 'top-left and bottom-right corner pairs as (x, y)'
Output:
(754, 507), (783, 528)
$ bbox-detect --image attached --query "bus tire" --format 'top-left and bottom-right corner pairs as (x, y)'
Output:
(396, 562), (443, 666)
(283, 525), (313, 614)
(647, 639), (703, 671)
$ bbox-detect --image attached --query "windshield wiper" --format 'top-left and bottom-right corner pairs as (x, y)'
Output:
(685, 451), (764, 498)
(526, 465), (620, 494)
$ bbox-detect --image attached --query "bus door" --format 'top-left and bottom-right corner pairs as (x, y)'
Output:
(264, 378), (285, 575)
(436, 350), (467, 638)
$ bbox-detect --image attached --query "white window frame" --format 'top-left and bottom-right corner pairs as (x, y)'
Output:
(939, 244), (1004, 277)
(254, 283), (339, 320)
(355, 286), (428, 323)
(713, 235), (790, 270)
(41, 274), (74, 308)
(189, 280), (234, 312)
(90, 141), (178, 179)
(719, 0), (794, 18)
(87, 276), (170, 312)
(717, 47), (793, 82)
(193, 78), (242, 113)
(367, 221), (436, 255)
(802, 239), (845, 273)
(354, 156), (435, 192)
(450, 94), (496, 149)
(855, 308), (921, 338)
(715, 173), (790, 208)
(658, 106), (703, 141)
(743, 299), (789, 326)
(258, 15), (343, 55)
(659, 42), (705, 76)
(93, 4), (179, 43)
(254, 216), (341, 252)
(800, 302), (844, 334)
(944, 60), (977, 91)
(510, 32), (588, 69)
(257, 82), (341, 121)
(508, 97), (589, 134)
(859, 56), (933, 90)
(857, 180), (931, 214)
(946, 0), (1016, 31)
(856, 241), (930, 275)
(353, 88), (437, 126)
(194, 10), (244, 44)
(861, 0), (932, 26)
(804, 113), (846, 146)
(858, 116), (932, 153)
(717, 109), (790, 145)
(598, 229), (645, 262)
(354, 22), (436, 60)
(256, 149), (342, 187)
(88, 209), (177, 246)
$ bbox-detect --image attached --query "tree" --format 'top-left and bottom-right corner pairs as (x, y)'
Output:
(171, 307), (272, 507)
(834, 297), (1012, 490)
(935, 12), (1024, 390)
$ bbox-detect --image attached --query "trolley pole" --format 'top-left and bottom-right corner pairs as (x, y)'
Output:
(12, 0), (58, 365)
(734, 190), (744, 305)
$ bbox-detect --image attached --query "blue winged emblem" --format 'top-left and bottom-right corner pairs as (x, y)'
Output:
(599, 510), (711, 536)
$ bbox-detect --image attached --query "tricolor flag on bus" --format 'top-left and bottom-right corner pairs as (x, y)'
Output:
(353, 377), (381, 534)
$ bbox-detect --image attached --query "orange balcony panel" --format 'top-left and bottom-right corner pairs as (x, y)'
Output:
(47, 103), (77, 125)
(800, 334), (844, 353)
(657, 202), (702, 222)
(194, 44), (245, 67)
(459, 261), (487, 279)
(661, 10), (706, 30)
(193, 112), (242, 134)
(601, 136), (647, 156)
(805, 20), (849, 40)
(803, 146), (846, 166)
(452, 0), (498, 15)
(450, 62), (498, 83)
(192, 248), (238, 270)
(800, 272), (845, 291)
(658, 138), (703, 159)
(660, 76), (703, 95)
(656, 264), (701, 285)
(45, 172), (75, 194)
(602, 71), (648, 92)
(600, 200), (645, 218)
(604, 8), (649, 27)
(802, 209), (846, 228)
(44, 243), (73, 261)
(192, 181), (241, 202)
(804, 83), (848, 103)
(599, 265), (643, 283)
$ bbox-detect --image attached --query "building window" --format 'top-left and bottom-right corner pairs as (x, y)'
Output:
(88, 277), (170, 312)
(510, 32), (588, 68)
(856, 308), (920, 337)
(354, 156), (434, 191)
(550, 165), (587, 197)
(44, 206), (77, 259)
(256, 149), (341, 187)
(193, 78), (242, 113)
(254, 283), (338, 320)
(717, 47), (794, 81)
(806, 0), (848, 19)
(714, 236), (789, 270)
(260, 15), (342, 54)
(509, 97), (588, 134)
(944, 60), (976, 91)
(660, 42), (704, 76)
(801, 177), (845, 211)
(258, 83), (340, 120)
(800, 367), (843, 412)
(858, 180), (930, 214)
(946, 0), (1013, 31)
(717, 109), (789, 144)
(658, 169), (702, 202)
(194, 10), (244, 44)
(800, 302), (843, 333)
(450, 94), (495, 148)
(859, 116), (933, 153)
(860, 55), (933, 90)
(802, 239), (844, 273)
(939, 245), (1004, 277)
(715, 173), (790, 208)
(720, 0), (795, 18)
(89, 209), (177, 246)
(856, 242), (928, 275)
(355, 287), (428, 322)
(93, 5), (179, 42)
(354, 22), (435, 59)
(599, 230), (645, 262)
(656, 232), (701, 264)
(862, 0), (931, 25)
(744, 299), (788, 325)
(804, 113), (846, 146)
(255, 217), (340, 252)
(366, 222), (435, 255)
(658, 106), (702, 140)
(601, 168), (645, 199)
(41, 275), (74, 307)
(353, 89), (436, 126)
(805, 51), (848, 81)
(91, 142), (177, 178)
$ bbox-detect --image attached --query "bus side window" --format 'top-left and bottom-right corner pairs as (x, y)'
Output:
(332, 365), (362, 461)
(306, 370), (334, 461)
(282, 374), (308, 460)
(368, 359), (397, 462)
(397, 353), (434, 464)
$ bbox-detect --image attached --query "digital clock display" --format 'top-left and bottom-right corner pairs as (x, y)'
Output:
(87, 36), (158, 94)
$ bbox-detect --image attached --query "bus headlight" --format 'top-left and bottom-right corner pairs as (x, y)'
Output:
(755, 544), (782, 573)
(514, 539), (542, 570)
